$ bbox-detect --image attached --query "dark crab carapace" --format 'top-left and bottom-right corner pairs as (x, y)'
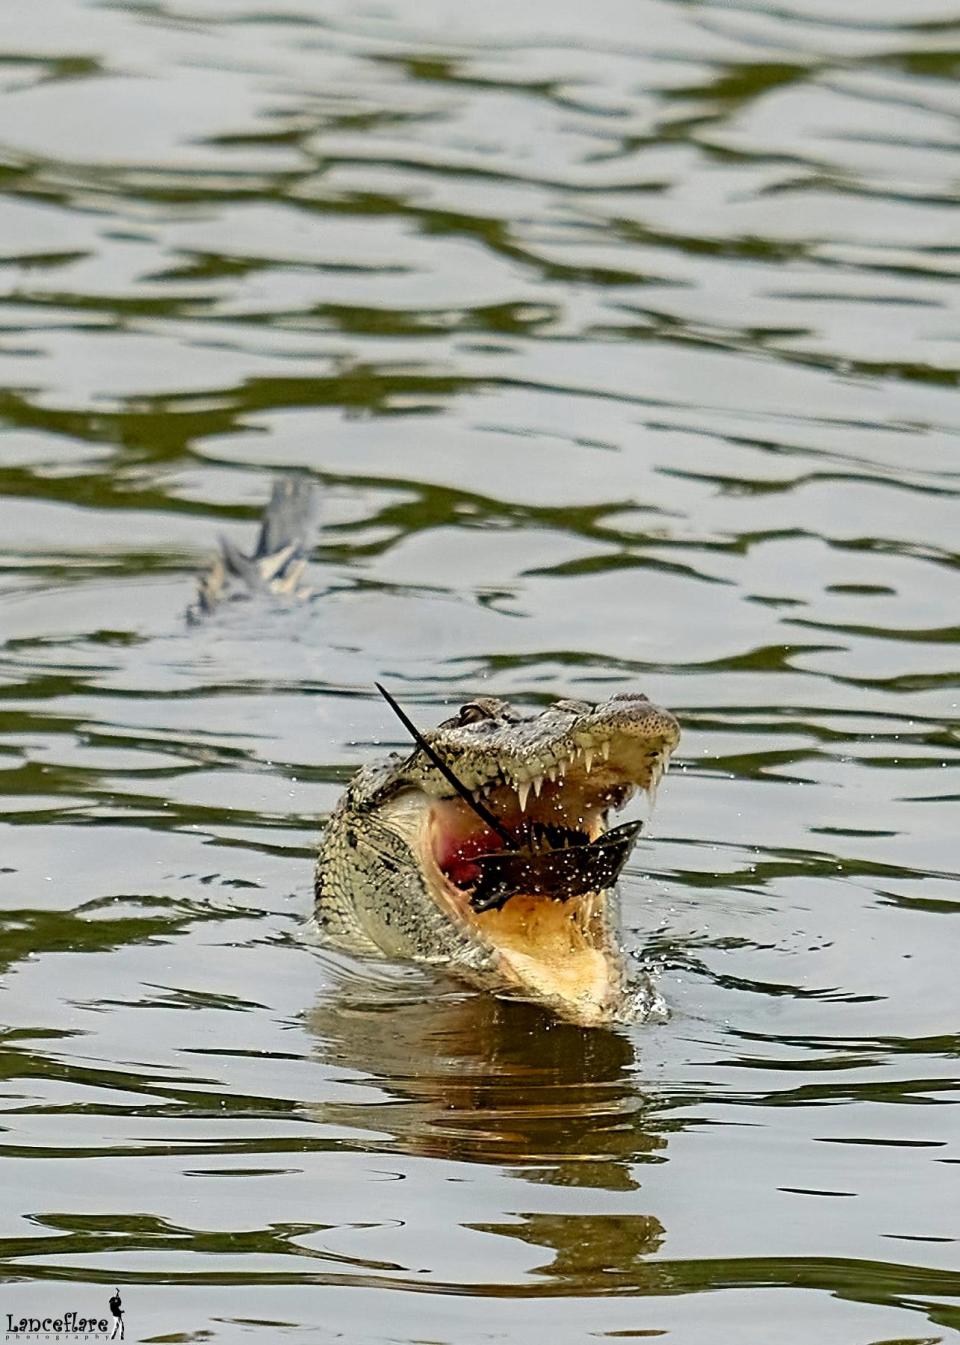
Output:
(468, 818), (643, 912)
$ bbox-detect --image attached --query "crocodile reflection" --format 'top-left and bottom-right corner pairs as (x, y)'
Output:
(305, 970), (671, 1286)
(307, 970), (668, 1183)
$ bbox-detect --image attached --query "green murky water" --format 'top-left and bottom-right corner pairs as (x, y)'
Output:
(0, 1), (958, 1341)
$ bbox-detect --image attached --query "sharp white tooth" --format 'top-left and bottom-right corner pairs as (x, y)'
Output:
(517, 780), (531, 811)
(600, 740), (610, 761)
(532, 774), (544, 797)
(557, 759), (567, 777)
(546, 766), (557, 783)
(583, 749), (594, 773)
(646, 755), (664, 810)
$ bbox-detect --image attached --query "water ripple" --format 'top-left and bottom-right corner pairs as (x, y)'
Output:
(0, 0), (957, 1341)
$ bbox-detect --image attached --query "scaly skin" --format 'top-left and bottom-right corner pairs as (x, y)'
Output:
(315, 693), (680, 1025)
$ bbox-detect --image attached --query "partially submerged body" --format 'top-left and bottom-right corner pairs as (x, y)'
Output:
(192, 479), (681, 1026)
(315, 692), (680, 1026)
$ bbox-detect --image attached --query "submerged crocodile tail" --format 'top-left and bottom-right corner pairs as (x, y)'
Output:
(189, 476), (321, 620)
(255, 476), (321, 563)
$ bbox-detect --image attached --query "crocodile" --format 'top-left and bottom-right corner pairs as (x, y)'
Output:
(315, 690), (679, 1026)
(194, 478), (681, 1026)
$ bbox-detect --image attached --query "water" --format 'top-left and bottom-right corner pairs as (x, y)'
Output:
(0, 1), (958, 1341)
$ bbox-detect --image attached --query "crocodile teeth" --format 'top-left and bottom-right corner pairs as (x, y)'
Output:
(600, 740), (610, 760)
(532, 774), (544, 797)
(583, 749), (594, 773)
(546, 766), (557, 783)
(646, 753), (664, 808)
(516, 779), (531, 812)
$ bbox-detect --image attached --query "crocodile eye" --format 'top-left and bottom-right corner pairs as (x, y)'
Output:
(458, 702), (495, 725)
(555, 698), (592, 714)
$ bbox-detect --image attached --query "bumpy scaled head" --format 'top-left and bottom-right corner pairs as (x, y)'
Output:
(318, 691), (680, 1026)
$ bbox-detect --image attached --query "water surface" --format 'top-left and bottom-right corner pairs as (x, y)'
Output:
(0, 1), (958, 1341)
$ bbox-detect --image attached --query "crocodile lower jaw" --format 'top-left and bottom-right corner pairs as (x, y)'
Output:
(469, 892), (626, 1025)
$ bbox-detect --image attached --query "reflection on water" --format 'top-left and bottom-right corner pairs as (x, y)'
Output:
(307, 970), (673, 1294)
(308, 969), (663, 1187)
(0, 0), (958, 1340)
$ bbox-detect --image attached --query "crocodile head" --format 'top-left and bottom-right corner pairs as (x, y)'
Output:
(315, 692), (680, 1026)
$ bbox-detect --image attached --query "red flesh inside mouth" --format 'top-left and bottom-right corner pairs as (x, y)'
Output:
(437, 826), (506, 887)
(430, 774), (633, 901)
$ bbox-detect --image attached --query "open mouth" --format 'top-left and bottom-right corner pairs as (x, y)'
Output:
(425, 730), (670, 919)
(367, 684), (679, 1023)
(410, 734), (672, 1019)
(432, 780), (642, 912)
